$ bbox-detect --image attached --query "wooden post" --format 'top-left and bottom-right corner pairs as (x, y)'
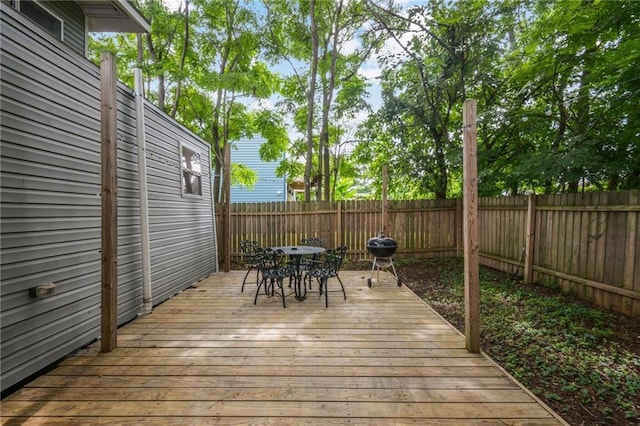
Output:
(101, 52), (118, 353)
(463, 100), (480, 353)
(623, 190), (637, 292)
(382, 164), (388, 234)
(524, 193), (536, 285)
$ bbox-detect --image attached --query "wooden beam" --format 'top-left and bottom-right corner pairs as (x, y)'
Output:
(462, 100), (480, 353)
(100, 52), (118, 353)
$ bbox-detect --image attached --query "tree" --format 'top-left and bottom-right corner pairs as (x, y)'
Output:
(357, 0), (505, 199)
(502, 0), (640, 193)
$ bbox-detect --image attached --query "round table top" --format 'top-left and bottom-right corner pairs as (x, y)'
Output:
(270, 245), (325, 255)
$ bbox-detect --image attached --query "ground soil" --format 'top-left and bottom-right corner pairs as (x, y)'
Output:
(389, 259), (640, 426)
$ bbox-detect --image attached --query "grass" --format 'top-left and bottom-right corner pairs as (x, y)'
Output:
(389, 257), (640, 426)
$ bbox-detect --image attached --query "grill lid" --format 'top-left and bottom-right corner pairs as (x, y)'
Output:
(366, 232), (398, 257)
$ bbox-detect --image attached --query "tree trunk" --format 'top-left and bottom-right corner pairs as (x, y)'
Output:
(305, 0), (319, 202)
(171, 0), (189, 118)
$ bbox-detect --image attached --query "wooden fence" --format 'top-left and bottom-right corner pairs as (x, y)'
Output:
(215, 189), (639, 316)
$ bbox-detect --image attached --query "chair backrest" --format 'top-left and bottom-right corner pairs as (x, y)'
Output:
(240, 240), (259, 254)
(324, 246), (347, 276)
(257, 248), (289, 278)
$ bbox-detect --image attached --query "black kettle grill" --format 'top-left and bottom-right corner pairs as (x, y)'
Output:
(366, 232), (402, 287)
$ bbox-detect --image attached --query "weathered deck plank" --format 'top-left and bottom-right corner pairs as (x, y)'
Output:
(1, 271), (567, 424)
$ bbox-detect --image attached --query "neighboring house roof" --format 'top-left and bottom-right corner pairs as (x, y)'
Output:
(77, 0), (149, 33)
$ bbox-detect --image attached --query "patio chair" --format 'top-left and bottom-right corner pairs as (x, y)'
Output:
(254, 248), (295, 308)
(240, 240), (262, 293)
(300, 237), (324, 247)
(299, 237), (325, 289)
(303, 246), (347, 307)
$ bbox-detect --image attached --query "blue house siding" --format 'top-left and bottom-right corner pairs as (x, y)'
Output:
(231, 138), (287, 203)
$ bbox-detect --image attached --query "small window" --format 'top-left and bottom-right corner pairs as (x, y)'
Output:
(181, 145), (202, 197)
(19, 0), (64, 40)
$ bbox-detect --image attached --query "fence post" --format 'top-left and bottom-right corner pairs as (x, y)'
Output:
(524, 193), (536, 285)
(623, 190), (638, 292)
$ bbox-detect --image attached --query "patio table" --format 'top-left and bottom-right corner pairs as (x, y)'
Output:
(270, 245), (325, 301)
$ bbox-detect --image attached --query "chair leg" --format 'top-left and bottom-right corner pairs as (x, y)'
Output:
(241, 267), (253, 293)
(254, 276), (267, 305)
(337, 276), (347, 300)
(323, 278), (329, 308)
(278, 278), (286, 308)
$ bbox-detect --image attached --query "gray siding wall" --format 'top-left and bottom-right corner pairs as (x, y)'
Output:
(1, 3), (217, 392)
(4, 0), (86, 54)
(231, 138), (287, 202)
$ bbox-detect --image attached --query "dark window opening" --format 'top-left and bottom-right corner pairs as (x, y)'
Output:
(20, 0), (63, 40)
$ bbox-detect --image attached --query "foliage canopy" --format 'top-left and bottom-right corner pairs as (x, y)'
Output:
(90, 0), (639, 201)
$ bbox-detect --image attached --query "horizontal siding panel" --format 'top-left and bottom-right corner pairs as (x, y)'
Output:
(1, 121), (99, 165)
(1, 228), (100, 249)
(1, 56), (99, 115)
(2, 291), (100, 349)
(1, 317), (101, 389)
(1, 12), (100, 89)
(1, 251), (100, 284)
(0, 204), (100, 218)
(1, 156), (99, 185)
(1, 188), (130, 207)
(0, 270), (100, 320)
(1, 238), (99, 265)
(1, 173), (100, 196)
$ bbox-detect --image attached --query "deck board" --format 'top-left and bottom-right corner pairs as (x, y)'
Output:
(1, 271), (567, 424)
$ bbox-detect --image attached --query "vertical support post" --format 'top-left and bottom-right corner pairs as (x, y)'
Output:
(101, 52), (118, 353)
(382, 164), (388, 235)
(463, 100), (480, 353)
(524, 193), (536, 285)
(223, 142), (231, 272)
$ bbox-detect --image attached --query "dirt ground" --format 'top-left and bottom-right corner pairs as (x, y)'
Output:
(390, 259), (640, 426)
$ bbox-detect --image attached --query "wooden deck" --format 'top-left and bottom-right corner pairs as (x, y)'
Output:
(2, 271), (567, 425)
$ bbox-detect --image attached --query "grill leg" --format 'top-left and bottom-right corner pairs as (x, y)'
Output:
(369, 257), (377, 279)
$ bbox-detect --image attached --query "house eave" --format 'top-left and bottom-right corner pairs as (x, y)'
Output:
(78, 0), (150, 33)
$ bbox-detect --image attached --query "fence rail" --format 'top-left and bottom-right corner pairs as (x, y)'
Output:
(215, 189), (639, 316)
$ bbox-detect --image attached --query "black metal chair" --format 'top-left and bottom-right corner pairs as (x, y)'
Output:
(254, 248), (295, 308)
(240, 240), (262, 293)
(303, 246), (347, 307)
(299, 237), (325, 289)
(300, 237), (324, 247)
